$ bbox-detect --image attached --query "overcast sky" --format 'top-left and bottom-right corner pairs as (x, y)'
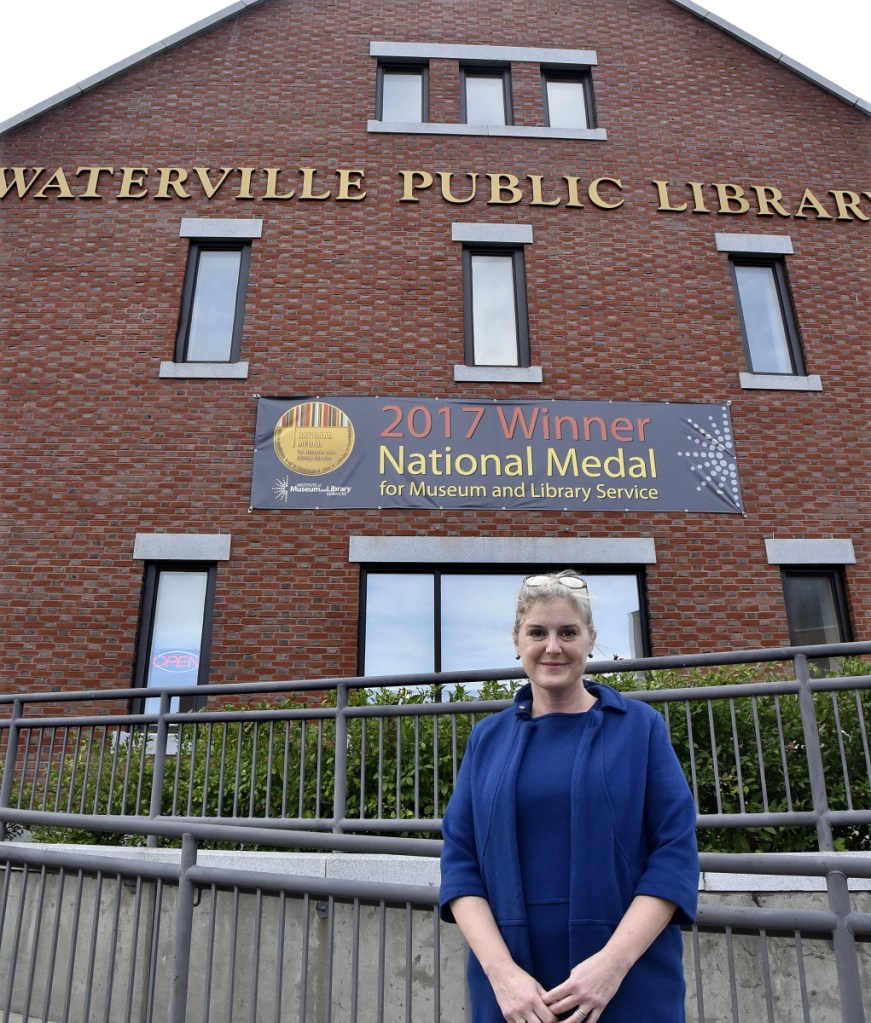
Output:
(0, 0), (868, 127)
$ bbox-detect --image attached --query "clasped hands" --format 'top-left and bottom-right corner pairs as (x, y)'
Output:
(493, 949), (624, 1023)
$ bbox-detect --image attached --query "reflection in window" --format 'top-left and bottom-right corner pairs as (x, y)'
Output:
(464, 248), (529, 367)
(782, 569), (851, 646)
(463, 69), (510, 125)
(543, 74), (590, 129)
(135, 565), (215, 713)
(731, 259), (803, 375)
(361, 570), (644, 680)
(379, 65), (426, 122)
(176, 242), (252, 363)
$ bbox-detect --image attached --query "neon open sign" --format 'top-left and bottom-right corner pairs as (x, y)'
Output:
(152, 650), (200, 673)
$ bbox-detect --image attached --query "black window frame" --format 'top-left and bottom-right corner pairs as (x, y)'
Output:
(729, 255), (805, 375)
(357, 564), (650, 677)
(132, 560), (218, 713)
(781, 567), (853, 648)
(376, 60), (429, 121)
(540, 66), (596, 129)
(462, 245), (530, 367)
(174, 239), (253, 364)
(460, 64), (513, 125)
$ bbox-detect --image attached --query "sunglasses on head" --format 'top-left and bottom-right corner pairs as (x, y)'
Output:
(524, 574), (588, 591)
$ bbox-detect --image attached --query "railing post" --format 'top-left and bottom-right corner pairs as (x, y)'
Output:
(168, 833), (198, 1023)
(332, 684), (349, 833)
(826, 869), (867, 1023)
(794, 653), (834, 852)
(147, 692), (171, 849)
(0, 698), (23, 841)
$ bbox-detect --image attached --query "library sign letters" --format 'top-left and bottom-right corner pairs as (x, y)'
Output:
(251, 397), (744, 513)
(1, 165), (870, 220)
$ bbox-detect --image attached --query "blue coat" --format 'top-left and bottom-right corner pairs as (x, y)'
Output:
(439, 681), (699, 1022)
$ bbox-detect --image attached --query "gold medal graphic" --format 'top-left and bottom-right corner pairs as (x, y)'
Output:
(273, 401), (356, 476)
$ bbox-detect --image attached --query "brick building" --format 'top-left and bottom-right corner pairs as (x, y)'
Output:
(2, 0), (869, 701)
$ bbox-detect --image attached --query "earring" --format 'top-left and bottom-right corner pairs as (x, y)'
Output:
(515, 653), (521, 660)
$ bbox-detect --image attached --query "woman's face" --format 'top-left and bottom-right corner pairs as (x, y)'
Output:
(514, 597), (593, 699)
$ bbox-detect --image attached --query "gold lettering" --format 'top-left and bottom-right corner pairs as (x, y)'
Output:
(588, 176), (623, 209)
(117, 167), (149, 199)
(751, 184), (790, 217)
(688, 182), (710, 214)
(714, 183), (750, 214)
(527, 174), (560, 206)
(652, 180), (687, 212)
(262, 168), (295, 199)
(235, 167), (255, 200)
(34, 167), (74, 199)
(438, 171), (477, 204)
(194, 166), (235, 198)
(155, 167), (191, 199)
(563, 176), (584, 208)
(398, 169), (433, 202)
(487, 173), (523, 204)
(829, 189), (869, 222)
(793, 188), (833, 219)
(75, 166), (114, 199)
(298, 167), (331, 201)
(336, 168), (366, 201)
(0, 167), (45, 199)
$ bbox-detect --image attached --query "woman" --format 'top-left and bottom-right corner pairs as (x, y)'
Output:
(439, 571), (698, 1023)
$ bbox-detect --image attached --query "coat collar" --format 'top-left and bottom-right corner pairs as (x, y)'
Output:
(512, 679), (628, 719)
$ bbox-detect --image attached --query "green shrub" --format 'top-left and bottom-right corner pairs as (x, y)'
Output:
(17, 660), (871, 854)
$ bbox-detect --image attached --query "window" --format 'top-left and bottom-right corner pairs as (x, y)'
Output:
(175, 241), (252, 363)
(463, 246), (529, 366)
(131, 532), (230, 713)
(782, 569), (852, 648)
(377, 62), (427, 122)
(360, 568), (646, 678)
(542, 70), (593, 129)
(133, 563), (217, 714)
(368, 43), (606, 140)
(462, 67), (511, 125)
(730, 257), (804, 375)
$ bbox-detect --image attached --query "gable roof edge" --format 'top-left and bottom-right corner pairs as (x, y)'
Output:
(0, 0), (269, 138)
(668, 0), (870, 118)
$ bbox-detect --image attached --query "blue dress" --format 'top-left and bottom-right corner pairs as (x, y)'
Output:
(517, 712), (592, 994)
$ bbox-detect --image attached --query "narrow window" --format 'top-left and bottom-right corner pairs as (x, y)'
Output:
(730, 258), (803, 374)
(175, 241), (252, 363)
(463, 247), (529, 366)
(782, 569), (852, 647)
(542, 70), (593, 129)
(462, 67), (512, 125)
(378, 63), (427, 122)
(133, 563), (217, 713)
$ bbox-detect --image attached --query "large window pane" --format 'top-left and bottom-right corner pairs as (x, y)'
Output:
(471, 254), (519, 365)
(186, 249), (243, 361)
(440, 574), (525, 671)
(733, 263), (794, 374)
(362, 571), (644, 685)
(144, 570), (208, 713)
(545, 77), (588, 129)
(381, 70), (424, 122)
(464, 73), (507, 125)
(364, 574), (435, 676)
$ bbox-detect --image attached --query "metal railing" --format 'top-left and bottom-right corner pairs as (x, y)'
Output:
(1, 642), (870, 1021)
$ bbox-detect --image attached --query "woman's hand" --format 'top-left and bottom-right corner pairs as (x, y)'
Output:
(543, 896), (678, 1021)
(541, 947), (626, 1022)
(488, 960), (559, 1023)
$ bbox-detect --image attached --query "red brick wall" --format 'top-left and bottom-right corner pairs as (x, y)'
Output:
(1, 0), (869, 696)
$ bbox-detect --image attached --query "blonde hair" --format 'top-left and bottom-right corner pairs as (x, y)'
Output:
(512, 570), (597, 640)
